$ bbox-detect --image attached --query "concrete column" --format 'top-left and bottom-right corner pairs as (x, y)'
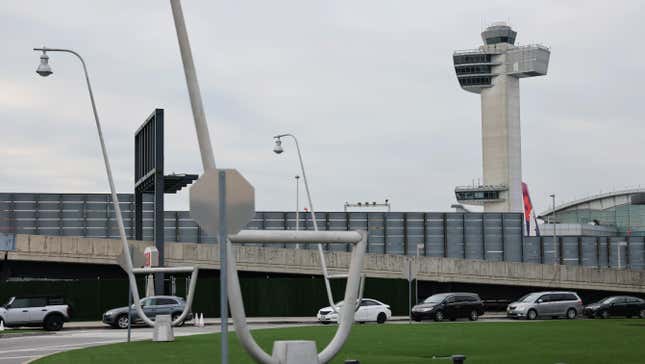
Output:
(480, 51), (522, 212)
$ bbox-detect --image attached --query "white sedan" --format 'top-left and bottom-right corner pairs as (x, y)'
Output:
(317, 298), (392, 324)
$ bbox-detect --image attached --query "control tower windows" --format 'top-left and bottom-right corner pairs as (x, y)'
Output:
(458, 76), (492, 86)
(453, 54), (492, 65)
(456, 190), (500, 201)
(455, 65), (492, 75)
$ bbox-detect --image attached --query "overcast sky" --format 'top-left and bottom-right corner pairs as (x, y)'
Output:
(1, 1), (644, 214)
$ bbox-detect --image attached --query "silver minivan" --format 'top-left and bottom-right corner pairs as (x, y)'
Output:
(507, 291), (583, 320)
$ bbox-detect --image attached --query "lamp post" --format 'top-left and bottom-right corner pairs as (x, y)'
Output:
(550, 194), (558, 265)
(273, 134), (338, 310)
(295, 175), (300, 232)
(32, 46), (150, 334)
(415, 243), (424, 304)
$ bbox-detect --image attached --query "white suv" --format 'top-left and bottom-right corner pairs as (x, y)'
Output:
(0, 296), (71, 331)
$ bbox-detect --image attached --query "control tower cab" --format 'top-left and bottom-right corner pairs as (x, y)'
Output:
(453, 23), (550, 212)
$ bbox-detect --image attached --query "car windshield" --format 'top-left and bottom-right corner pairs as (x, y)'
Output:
(518, 293), (541, 303)
(601, 297), (618, 304)
(423, 294), (449, 304)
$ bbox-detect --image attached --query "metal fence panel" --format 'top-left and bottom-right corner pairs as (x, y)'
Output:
(2, 193), (642, 270)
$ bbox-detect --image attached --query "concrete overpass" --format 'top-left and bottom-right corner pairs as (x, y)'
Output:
(4, 234), (645, 293)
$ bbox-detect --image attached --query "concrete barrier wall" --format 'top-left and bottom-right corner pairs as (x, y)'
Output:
(7, 234), (645, 293)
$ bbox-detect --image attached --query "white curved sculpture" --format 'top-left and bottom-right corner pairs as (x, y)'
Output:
(228, 230), (368, 364)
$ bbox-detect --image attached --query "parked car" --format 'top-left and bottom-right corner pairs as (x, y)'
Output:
(507, 291), (583, 320)
(411, 292), (484, 322)
(102, 295), (192, 329)
(0, 295), (71, 331)
(583, 296), (645, 319)
(317, 298), (391, 324)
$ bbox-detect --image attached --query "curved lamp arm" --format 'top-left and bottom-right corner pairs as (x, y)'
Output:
(32, 47), (199, 328)
(274, 133), (339, 312)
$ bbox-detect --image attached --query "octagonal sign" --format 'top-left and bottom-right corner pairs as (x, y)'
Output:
(189, 168), (255, 236)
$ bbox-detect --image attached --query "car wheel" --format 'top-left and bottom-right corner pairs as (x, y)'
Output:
(172, 313), (185, 327)
(413, 317), (422, 322)
(434, 310), (444, 322)
(600, 310), (609, 319)
(566, 308), (577, 320)
(527, 309), (538, 321)
(469, 310), (479, 321)
(376, 313), (387, 324)
(639, 309), (645, 319)
(44, 314), (64, 331)
(117, 314), (130, 329)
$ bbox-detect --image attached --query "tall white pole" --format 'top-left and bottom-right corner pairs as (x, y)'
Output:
(170, 0), (216, 171)
(276, 133), (338, 311)
(551, 194), (557, 265)
(32, 47), (154, 328)
(295, 176), (300, 232)
(169, 1), (226, 363)
(295, 175), (300, 249)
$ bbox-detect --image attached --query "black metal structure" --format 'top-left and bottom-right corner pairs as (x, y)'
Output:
(134, 109), (197, 294)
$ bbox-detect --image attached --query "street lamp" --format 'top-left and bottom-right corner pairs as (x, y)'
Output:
(273, 134), (319, 230)
(415, 243), (424, 304)
(273, 133), (339, 310)
(295, 175), (301, 232)
(550, 194), (558, 265)
(32, 47), (152, 329)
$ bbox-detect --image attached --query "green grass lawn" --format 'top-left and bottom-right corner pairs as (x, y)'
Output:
(36, 320), (645, 364)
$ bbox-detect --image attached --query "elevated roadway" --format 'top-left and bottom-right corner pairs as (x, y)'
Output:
(5, 234), (644, 293)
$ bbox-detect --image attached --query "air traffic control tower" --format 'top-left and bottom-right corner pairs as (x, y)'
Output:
(453, 23), (550, 212)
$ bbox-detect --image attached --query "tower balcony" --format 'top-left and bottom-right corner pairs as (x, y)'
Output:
(455, 185), (507, 205)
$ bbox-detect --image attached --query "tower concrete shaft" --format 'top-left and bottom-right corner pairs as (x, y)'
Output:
(453, 23), (550, 212)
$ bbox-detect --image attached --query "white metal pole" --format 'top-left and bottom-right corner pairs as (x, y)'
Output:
(169, 0), (216, 171)
(295, 175), (300, 248)
(617, 244), (621, 269)
(408, 262), (412, 324)
(295, 176), (300, 231)
(218, 170), (229, 362)
(169, 2), (226, 362)
(32, 47), (155, 328)
(415, 245), (421, 304)
(551, 194), (557, 265)
(277, 133), (338, 311)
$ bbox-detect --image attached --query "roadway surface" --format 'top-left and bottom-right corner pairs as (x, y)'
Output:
(0, 314), (515, 364)
(0, 323), (291, 364)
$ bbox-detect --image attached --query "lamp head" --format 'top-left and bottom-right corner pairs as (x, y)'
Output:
(36, 51), (53, 77)
(273, 138), (284, 154)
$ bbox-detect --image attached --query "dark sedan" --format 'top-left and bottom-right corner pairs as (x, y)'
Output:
(102, 296), (192, 329)
(411, 292), (485, 322)
(583, 296), (645, 319)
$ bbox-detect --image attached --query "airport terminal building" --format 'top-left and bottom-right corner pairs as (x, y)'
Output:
(539, 188), (645, 237)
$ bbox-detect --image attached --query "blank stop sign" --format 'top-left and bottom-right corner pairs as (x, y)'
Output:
(189, 168), (255, 236)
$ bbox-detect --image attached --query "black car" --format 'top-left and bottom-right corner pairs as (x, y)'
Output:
(411, 293), (485, 322)
(583, 296), (645, 319)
